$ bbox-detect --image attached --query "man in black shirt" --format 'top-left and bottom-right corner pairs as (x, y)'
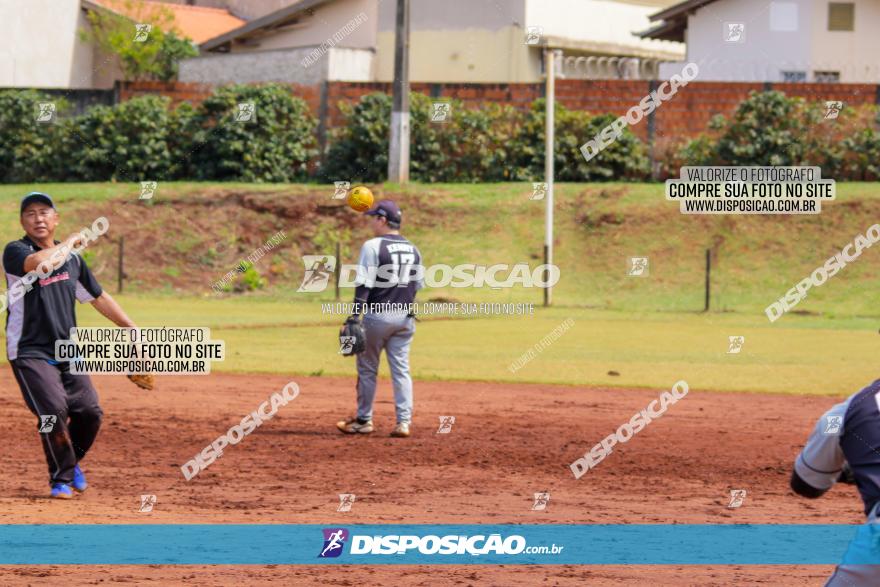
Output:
(4, 192), (140, 499)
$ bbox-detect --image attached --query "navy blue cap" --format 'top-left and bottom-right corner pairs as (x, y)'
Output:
(20, 192), (55, 214)
(364, 199), (402, 224)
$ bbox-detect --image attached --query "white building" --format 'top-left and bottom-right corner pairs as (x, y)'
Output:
(0, 0), (244, 89)
(642, 0), (877, 82)
(0, 0), (689, 89)
(185, 0), (685, 84)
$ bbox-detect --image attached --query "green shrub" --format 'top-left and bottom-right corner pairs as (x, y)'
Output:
(800, 102), (880, 179)
(166, 101), (197, 178)
(663, 114), (728, 175)
(153, 31), (199, 82)
(233, 260), (266, 291)
(670, 92), (880, 180)
(321, 93), (391, 183)
(241, 265), (266, 291)
(658, 134), (718, 179)
(56, 95), (188, 182)
(190, 84), (317, 182)
(713, 91), (820, 166)
(408, 94), (457, 182)
(11, 84), (880, 185)
(410, 94), (522, 182)
(835, 127), (880, 181)
(511, 100), (649, 181)
(0, 90), (67, 182)
(323, 92), (518, 183)
(455, 102), (522, 181)
(323, 93), (648, 182)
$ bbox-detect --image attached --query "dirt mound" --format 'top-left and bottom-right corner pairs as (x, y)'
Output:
(63, 188), (447, 294)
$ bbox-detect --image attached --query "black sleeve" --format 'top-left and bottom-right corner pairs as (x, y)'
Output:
(3, 241), (31, 276)
(75, 254), (103, 300)
(838, 462), (857, 485)
(791, 469), (828, 499)
(353, 285), (369, 309)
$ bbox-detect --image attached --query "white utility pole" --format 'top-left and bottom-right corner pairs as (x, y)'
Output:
(388, 0), (411, 183)
(543, 49), (559, 307)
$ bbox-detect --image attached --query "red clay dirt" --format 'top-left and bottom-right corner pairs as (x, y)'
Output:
(0, 371), (862, 585)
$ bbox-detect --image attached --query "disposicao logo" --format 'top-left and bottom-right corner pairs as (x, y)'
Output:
(319, 528), (349, 558)
(317, 531), (563, 558)
(297, 256), (560, 291)
(349, 534), (527, 555)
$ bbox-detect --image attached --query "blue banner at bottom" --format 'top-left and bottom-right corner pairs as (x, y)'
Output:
(0, 524), (878, 565)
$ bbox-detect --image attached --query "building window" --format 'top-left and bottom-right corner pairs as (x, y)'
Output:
(781, 71), (807, 82)
(828, 3), (854, 31)
(814, 71), (840, 83)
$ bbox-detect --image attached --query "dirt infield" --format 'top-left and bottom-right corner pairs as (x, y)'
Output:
(0, 371), (864, 585)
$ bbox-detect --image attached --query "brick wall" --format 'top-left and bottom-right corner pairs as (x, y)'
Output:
(322, 82), (543, 129)
(651, 81), (764, 142)
(118, 80), (322, 114)
(119, 81), (214, 105)
(120, 79), (877, 145)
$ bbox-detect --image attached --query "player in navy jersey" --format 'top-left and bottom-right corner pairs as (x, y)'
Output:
(4, 193), (140, 499)
(336, 200), (423, 438)
(791, 378), (880, 585)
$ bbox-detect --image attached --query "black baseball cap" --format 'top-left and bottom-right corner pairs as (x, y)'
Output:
(364, 199), (402, 224)
(20, 192), (55, 214)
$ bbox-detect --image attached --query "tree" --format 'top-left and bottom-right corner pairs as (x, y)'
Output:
(80, 0), (197, 82)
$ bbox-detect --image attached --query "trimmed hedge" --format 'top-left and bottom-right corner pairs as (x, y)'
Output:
(3, 85), (880, 184)
(321, 93), (648, 183)
(56, 95), (186, 182)
(189, 84), (317, 182)
(320, 93), (390, 183)
(510, 99), (648, 182)
(663, 91), (880, 179)
(0, 90), (66, 183)
(0, 84), (317, 183)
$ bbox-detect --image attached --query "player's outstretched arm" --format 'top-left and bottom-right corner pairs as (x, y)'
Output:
(23, 233), (85, 273)
(791, 403), (847, 499)
(90, 292), (137, 329)
(91, 293), (154, 391)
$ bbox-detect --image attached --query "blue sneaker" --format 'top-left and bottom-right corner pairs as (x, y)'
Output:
(50, 483), (73, 499)
(72, 465), (87, 493)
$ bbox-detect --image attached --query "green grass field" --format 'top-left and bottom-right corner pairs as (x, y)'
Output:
(63, 295), (879, 396)
(6, 180), (878, 313)
(0, 181), (877, 396)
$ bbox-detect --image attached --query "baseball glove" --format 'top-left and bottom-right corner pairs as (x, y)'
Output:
(127, 373), (155, 390)
(339, 315), (366, 356)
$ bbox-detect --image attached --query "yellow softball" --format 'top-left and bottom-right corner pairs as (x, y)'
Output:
(347, 185), (374, 212)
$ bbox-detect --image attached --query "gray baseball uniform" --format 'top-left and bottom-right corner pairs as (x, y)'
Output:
(792, 379), (880, 585)
(352, 234), (423, 424)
